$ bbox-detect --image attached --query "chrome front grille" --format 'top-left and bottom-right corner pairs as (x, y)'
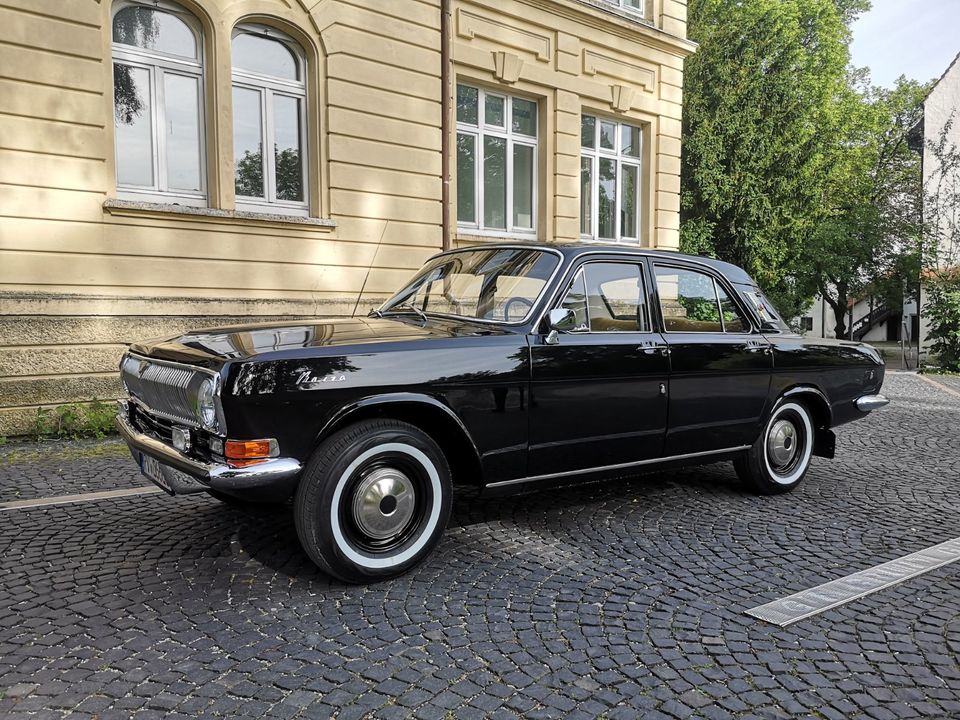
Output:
(120, 353), (206, 428)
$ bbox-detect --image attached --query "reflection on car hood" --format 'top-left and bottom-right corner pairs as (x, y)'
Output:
(129, 316), (509, 366)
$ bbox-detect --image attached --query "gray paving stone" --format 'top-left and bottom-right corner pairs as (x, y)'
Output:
(0, 374), (957, 717)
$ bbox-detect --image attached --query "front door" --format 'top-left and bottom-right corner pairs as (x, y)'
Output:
(652, 263), (772, 456)
(528, 259), (670, 478)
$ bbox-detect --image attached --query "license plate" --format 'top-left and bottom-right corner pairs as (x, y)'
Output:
(139, 452), (173, 494)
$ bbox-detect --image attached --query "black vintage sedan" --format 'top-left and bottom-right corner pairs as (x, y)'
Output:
(117, 244), (888, 582)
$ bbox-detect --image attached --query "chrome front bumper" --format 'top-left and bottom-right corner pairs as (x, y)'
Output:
(116, 412), (302, 494)
(855, 394), (889, 412)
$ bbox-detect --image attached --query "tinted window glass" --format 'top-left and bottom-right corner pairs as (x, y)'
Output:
(656, 266), (723, 332)
(381, 248), (559, 323)
(716, 284), (749, 333)
(585, 263), (647, 332)
(741, 288), (790, 332)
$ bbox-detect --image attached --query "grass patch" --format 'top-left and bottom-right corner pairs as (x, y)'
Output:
(919, 366), (960, 376)
(29, 399), (117, 441)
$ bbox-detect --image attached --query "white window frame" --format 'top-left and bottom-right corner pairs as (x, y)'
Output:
(456, 84), (538, 238)
(231, 24), (309, 217)
(580, 114), (643, 244)
(111, 0), (207, 207)
(603, 0), (645, 15)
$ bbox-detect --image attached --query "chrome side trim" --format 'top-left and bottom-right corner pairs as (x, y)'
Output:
(116, 413), (301, 488)
(485, 445), (752, 488)
(855, 394), (889, 412)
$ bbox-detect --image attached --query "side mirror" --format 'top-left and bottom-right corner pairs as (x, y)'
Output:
(545, 308), (577, 345)
(548, 308), (578, 332)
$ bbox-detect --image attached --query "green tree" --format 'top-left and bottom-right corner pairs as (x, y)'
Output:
(802, 76), (927, 338)
(680, 0), (867, 318)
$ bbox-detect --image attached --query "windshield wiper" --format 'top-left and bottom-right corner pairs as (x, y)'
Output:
(367, 308), (384, 318)
(382, 303), (428, 322)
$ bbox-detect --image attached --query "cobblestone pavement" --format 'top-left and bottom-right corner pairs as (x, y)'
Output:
(924, 372), (960, 394)
(0, 440), (146, 503)
(1, 373), (959, 719)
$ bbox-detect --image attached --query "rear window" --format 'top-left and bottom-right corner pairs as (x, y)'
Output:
(740, 287), (789, 332)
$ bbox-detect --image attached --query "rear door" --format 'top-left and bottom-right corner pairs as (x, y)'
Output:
(528, 258), (669, 477)
(652, 262), (772, 456)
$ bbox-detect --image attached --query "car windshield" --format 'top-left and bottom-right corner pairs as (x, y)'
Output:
(740, 287), (790, 332)
(378, 248), (560, 323)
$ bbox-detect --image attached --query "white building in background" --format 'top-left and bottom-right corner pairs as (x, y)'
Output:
(797, 295), (918, 344)
(922, 51), (960, 271)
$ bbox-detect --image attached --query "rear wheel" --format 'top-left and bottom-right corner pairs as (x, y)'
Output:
(735, 400), (814, 495)
(294, 419), (452, 583)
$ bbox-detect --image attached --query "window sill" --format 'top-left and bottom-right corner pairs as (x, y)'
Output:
(103, 199), (337, 230)
(455, 229), (539, 244)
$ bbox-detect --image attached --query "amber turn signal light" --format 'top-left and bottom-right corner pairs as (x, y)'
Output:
(223, 438), (279, 467)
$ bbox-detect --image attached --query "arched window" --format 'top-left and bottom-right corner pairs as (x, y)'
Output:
(112, 1), (206, 205)
(232, 25), (308, 216)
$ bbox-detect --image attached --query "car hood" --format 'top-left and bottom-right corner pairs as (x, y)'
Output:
(128, 316), (511, 368)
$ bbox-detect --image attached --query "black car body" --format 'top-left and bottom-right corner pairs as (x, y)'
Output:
(117, 244), (887, 581)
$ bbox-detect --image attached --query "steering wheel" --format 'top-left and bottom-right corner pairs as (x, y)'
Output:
(502, 296), (534, 321)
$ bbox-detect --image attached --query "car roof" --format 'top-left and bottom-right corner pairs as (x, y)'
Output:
(436, 242), (758, 286)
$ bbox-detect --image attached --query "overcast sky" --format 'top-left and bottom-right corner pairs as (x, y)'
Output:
(849, 0), (960, 88)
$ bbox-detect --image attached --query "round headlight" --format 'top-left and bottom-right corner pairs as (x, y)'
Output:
(197, 377), (218, 431)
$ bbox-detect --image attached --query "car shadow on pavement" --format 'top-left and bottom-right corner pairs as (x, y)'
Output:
(230, 461), (747, 586)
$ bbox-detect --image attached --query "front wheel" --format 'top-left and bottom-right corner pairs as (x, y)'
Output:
(294, 419), (452, 583)
(734, 400), (814, 495)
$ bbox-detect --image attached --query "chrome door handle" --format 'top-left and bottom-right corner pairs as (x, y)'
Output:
(637, 342), (671, 356)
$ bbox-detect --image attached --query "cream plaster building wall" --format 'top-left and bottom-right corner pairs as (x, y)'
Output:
(0, 0), (692, 435)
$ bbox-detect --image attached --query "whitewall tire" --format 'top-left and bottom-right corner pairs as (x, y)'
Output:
(735, 400), (814, 495)
(294, 419), (452, 583)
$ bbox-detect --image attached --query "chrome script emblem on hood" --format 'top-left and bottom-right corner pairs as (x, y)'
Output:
(297, 371), (346, 386)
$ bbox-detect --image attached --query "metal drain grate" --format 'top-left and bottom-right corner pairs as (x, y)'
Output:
(746, 537), (960, 626)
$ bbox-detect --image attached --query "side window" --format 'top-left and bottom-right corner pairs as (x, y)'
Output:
(716, 284), (749, 333)
(585, 263), (647, 332)
(655, 266), (724, 333)
(559, 262), (648, 333)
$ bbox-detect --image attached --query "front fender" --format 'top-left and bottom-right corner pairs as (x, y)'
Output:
(313, 392), (484, 483)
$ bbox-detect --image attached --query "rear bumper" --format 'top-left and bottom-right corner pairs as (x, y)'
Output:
(116, 412), (302, 496)
(855, 394), (889, 412)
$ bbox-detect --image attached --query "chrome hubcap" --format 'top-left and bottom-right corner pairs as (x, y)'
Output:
(351, 467), (416, 541)
(767, 419), (799, 469)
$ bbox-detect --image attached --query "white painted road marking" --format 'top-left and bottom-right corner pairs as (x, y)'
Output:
(746, 537), (960, 626)
(0, 486), (164, 511)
